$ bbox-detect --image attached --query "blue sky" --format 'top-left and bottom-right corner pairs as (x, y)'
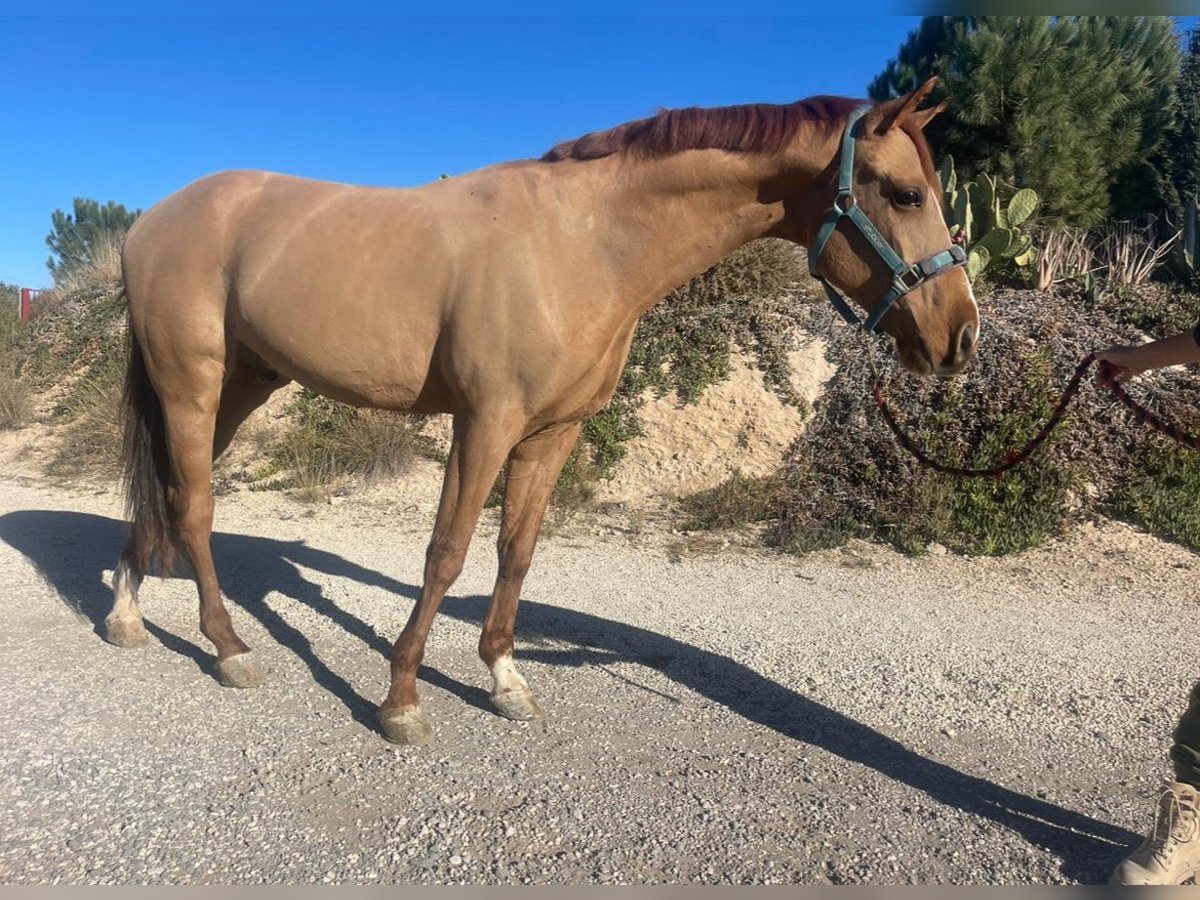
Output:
(1, 15), (1196, 288)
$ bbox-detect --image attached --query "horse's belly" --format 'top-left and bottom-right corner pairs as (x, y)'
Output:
(232, 291), (449, 413)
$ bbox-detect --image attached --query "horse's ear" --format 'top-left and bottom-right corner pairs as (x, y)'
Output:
(907, 99), (949, 132)
(868, 76), (942, 135)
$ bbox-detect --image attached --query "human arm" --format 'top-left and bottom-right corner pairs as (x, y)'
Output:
(1096, 326), (1200, 383)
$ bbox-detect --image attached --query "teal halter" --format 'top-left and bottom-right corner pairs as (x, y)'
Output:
(808, 106), (966, 334)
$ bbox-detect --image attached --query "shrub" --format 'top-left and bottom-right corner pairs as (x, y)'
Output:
(46, 199), (137, 285)
(1097, 218), (1179, 286)
(1035, 226), (1097, 292)
(265, 389), (432, 499)
(1113, 444), (1200, 551)
(0, 305), (34, 429)
(1093, 282), (1200, 335)
(45, 334), (128, 477)
(0, 356), (33, 430)
(1108, 444), (1200, 549)
(48, 229), (125, 297)
(482, 441), (606, 518)
(771, 284), (1200, 556)
(678, 471), (783, 532)
(14, 281), (128, 389)
(550, 445), (605, 514)
(626, 238), (810, 406)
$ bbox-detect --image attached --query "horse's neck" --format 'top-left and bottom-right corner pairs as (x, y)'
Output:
(581, 149), (822, 316)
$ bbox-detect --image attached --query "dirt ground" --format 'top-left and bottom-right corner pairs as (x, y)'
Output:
(0, 473), (1196, 885)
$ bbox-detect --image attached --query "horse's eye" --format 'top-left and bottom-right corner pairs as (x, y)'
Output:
(896, 188), (923, 208)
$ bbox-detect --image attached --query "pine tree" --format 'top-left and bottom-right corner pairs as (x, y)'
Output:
(45, 198), (140, 283)
(1168, 26), (1200, 210)
(870, 16), (1182, 227)
(1104, 16), (1182, 220)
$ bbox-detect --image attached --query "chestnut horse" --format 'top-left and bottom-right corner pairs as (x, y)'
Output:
(107, 78), (977, 744)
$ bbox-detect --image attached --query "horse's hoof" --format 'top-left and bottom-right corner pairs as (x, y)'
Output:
(104, 616), (150, 648)
(378, 706), (433, 745)
(491, 688), (545, 722)
(215, 652), (266, 689)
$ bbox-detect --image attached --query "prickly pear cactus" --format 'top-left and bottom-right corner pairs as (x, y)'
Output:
(967, 246), (990, 281)
(953, 184), (973, 244)
(1007, 189), (1038, 228)
(939, 158), (1040, 281)
(939, 156), (957, 198)
(1170, 195), (1198, 284)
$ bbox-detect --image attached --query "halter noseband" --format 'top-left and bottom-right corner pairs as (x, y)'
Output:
(808, 105), (966, 334)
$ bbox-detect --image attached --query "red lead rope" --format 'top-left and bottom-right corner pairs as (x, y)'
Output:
(871, 353), (1200, 479)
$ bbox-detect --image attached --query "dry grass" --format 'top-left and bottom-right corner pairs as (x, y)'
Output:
(1035, 227), (1096, 291)
(0, 356), (34, 429)
(1036, 220), (1177, 292)
(677, 470), (782, 531)
(0, 252), (133, 479)
(51, 231), (124, 297)
(45, 340), (127, 479)
(263, 390), (432, 499)
(0, 309), (34, 429)
(1097, 218), (1178, 286)
(547, 446), (606, 523)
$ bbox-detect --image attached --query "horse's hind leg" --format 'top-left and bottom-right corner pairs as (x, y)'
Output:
(162, 381), (265, 688)
(104, 348), (287, 655)
(480, 422), (581, 721)
(212, 350), (291, 461)
(105, 548), (149, 647)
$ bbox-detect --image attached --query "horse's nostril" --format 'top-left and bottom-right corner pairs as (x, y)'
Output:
(959, 324), (976, 357)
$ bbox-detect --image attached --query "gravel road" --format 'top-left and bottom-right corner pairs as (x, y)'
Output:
(0, 477), (1195, 885)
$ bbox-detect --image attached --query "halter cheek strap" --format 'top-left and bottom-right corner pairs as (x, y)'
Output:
(808, 105), (966, 334)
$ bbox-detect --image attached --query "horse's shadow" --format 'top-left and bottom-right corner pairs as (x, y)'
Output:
(0, 508), (1137, 883)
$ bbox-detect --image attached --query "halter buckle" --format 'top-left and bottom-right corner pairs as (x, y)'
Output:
(896, 266), (925, 291)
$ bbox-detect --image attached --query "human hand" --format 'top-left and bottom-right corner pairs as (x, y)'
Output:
(1095, 345), (1145, 385)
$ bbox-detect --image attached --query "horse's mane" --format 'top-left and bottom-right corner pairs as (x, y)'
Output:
(541, 96), (943, 193)
(540, 95), (865, 163)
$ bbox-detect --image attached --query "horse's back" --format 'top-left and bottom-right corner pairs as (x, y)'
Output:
(123, 169), (474, 411)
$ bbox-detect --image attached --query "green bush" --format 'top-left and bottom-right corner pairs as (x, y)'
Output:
(1093, 282), (1200, 335)
(624, 238), (810, 406)
(775, 348), (1076, 557)
(1114, 444), (1200, 550)
(766, 283), (1200, 557)
(0, 274), (131, 467)
(17, 279), (131, 477)
(14, 282), (128, 389)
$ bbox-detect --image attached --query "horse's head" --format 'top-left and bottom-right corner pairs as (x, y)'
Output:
(796, 78), (979, 376)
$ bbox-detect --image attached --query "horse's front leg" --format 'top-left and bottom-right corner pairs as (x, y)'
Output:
(481, 422), (582, 722)
(377, 412), (516, 745)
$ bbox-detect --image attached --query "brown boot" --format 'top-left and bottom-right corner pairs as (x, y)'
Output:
(1110, 782), (1200, 885)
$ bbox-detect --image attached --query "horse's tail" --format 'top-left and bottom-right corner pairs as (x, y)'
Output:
(121, 328), (177, 576)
